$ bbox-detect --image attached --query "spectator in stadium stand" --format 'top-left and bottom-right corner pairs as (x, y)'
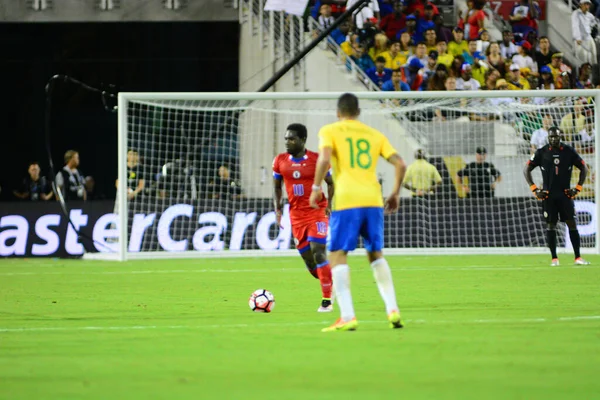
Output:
(357, 17), (379, 48)
(427, 63), (449, 90)
(486, 42), (507, 76)
(436, 40), (454, 68)
(456, 63), (481, 90)
(576, 62), (594, 88)
(462, 39), (479, 65)
(350, 43), (375, 70)
(507, 63), (531, 89)
(471, 53), (488, 86)
(538, 65), (555, 89)
(466, 0), (486, 41)
(347, 0), (380, 29)
(407, 41), (429, 67)
(382, 40), (406, 69)
(481, 68), (501, 90)
(450, 54), (466, 77)
(396, 14), (419, 42)
(560, 100), (586, 142)
(382, 68), (411, 91)
(526, 30), (539, 51)
(509, 0), (540, 37)
(448, 27), (469, 57)
(494, 78), (509, 90)
(423, 3), (437, 21)
(534, 36), (552, 71)
(13, 162), (53, 201)
(512, 40), (538, 75)
(458, 0), (474, 38)
(330, 20), (350, 45)
(530, 114), (554, 152)
(406, 0), (439, 17)
(402, 57), (425, 90)
(379, 0), (395, 17)
(398, 32), (414, 63)
(424, 28), (437, 53)
(547, 53), (572, 86)
(500, 29), (518, 59)
(341, 33), (358, 57)
(366, 56), (393, 88)
(433, 14), (453, 43)
(369, 33), (389, 60)
(421, 50), (438, 87)
(416, 5), (436, 34)
(380, 1), (406, 40)
(445, 76), (458, 91)
(572, 0), (599, 65)
(557, 71), (573, 89)
(476, 29), (490, 54)
(55, 150), (86, 202)
(318, 4), (335, 30)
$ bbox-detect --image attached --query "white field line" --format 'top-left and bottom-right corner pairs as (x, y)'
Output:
(0, 265), (598, 276)
(1, 315), (599, 333)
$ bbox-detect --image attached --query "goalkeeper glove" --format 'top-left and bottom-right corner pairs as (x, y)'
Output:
(530, 184), (548, 200)
(565, 185), (583, 199)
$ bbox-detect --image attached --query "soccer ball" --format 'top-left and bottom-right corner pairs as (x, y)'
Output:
(249, 289), (275, 313)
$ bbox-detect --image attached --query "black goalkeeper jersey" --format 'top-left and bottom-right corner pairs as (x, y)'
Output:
(528, 144), (585, 194)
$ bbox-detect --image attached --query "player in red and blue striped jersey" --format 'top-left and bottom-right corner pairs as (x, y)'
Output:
(273, 123), (334, 312)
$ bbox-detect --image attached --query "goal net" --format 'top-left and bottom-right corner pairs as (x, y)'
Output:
(86, 90), (600, 260)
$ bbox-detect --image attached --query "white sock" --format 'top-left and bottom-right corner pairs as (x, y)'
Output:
(331, 264), (355, 321)
(371, 258), (399, 315)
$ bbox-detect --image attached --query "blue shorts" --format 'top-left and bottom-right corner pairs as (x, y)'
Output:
(327, 207), (384, 252)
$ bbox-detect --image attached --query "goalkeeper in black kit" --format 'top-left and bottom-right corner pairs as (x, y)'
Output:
(524, 126), (591, 266)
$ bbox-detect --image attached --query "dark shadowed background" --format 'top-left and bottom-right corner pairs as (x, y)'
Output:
(0, 21), (239, 201)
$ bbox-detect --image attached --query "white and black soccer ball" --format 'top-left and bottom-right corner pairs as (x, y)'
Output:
(249, 289), (275, 313)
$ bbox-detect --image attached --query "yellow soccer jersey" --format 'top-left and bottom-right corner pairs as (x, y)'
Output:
(318, 119), (397, 211)
(381, 51), (407, 70)
(404, 160), (442, 193)
(437, 53), (454, 68)
(448, 40), (469, 58)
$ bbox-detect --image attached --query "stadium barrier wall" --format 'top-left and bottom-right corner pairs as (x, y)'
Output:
(1, 198), (595, 257)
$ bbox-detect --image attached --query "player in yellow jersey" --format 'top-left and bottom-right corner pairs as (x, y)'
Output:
(309, 93), (407, 332)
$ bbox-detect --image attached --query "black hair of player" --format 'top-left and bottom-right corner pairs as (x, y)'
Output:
(286, 123), (307, 141)
(337, 93), (360, 117)
(548, 126), (562, 147)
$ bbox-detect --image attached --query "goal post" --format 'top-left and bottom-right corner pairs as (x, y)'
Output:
(84, 90), (600, 261)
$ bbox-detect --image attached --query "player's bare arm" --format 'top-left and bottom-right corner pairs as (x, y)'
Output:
(385, 153), (406, 214)
(492, 174), (502, 190)
(324, 174), (334, 215)
(524, 155), (548, 200)
(310, 146), (332, 209)
(456, 174), (470, 193)
(273, 176), (284, 225)
(566, 161), (588, 199)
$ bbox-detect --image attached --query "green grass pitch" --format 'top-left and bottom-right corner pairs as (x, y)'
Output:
(1, 255), (600, 399)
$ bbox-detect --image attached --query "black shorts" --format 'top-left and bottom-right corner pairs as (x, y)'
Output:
(543, 194), (575, 223)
